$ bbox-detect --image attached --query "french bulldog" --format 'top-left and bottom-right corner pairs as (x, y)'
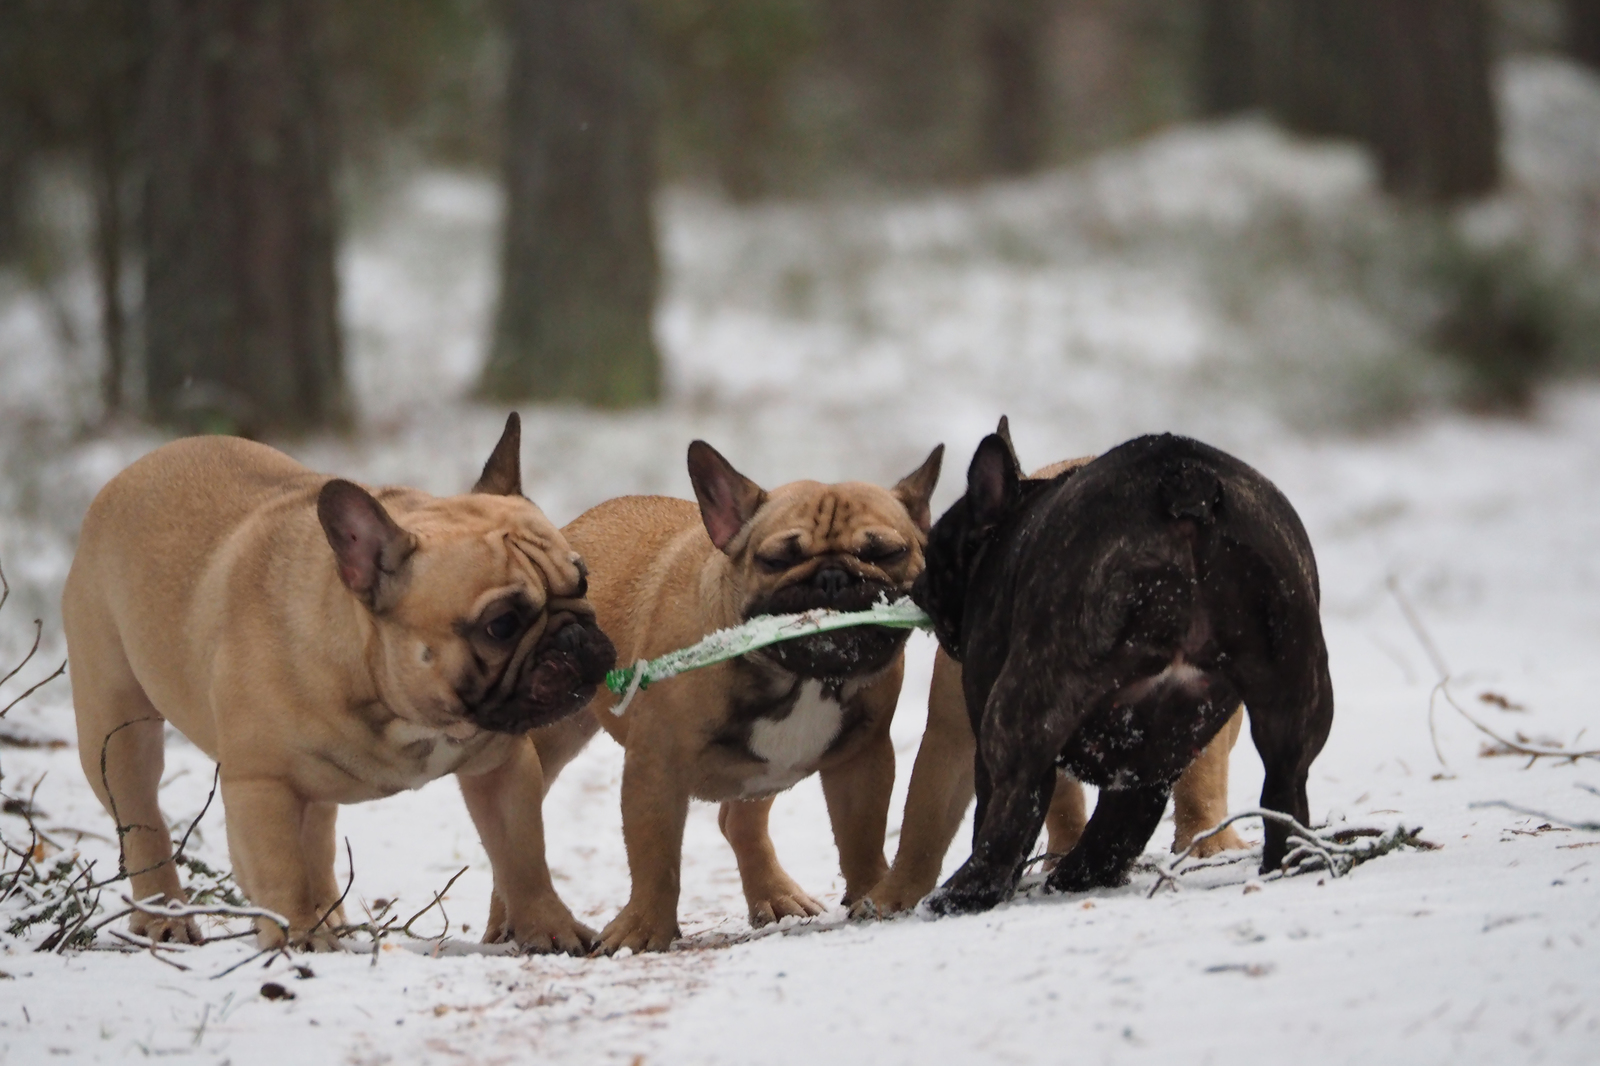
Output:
(857, 445), (1246, 917)
(550, 439), (941, 952)
(911, 429), (1332, 915)
(62, 414), (615, 951)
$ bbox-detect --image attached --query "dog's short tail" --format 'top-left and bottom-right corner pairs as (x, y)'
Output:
(1159, 459), (1222, 524)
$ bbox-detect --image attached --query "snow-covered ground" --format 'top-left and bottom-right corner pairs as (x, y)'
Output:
(2, 58), (1598, 1066)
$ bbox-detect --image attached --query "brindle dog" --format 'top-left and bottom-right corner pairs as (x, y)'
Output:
(912, 430), (1333, 915)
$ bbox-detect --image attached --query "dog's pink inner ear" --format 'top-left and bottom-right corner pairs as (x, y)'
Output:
(474, 412), (523, 496)
(967, 434), (1019, 529)
(687, 440), (766, 552)
(317, 479), (415, 605)
(893, 443), (944, 534)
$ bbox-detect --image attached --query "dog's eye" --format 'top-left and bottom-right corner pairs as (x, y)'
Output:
(755, 554), (792, 574)
(859, 544), (908, 565)
(484, 612), (521, 642)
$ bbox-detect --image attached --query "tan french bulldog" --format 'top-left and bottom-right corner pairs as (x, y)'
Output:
(548, 440), (942, 953)
(61, 415), (615, 952)
(857, 449), (1246, 917)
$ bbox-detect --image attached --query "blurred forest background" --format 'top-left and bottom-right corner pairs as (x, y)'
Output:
(1, 0), (1599, 436)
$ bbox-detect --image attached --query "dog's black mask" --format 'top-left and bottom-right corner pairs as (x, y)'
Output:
(467, 614), (617, 734)
(747, 571), (910, 681)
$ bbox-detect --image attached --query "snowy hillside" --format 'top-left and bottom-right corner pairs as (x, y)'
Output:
(1, 58), (1598, 1065)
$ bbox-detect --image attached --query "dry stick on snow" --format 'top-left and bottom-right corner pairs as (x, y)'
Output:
(1146, 808), (1435, 899)
(0, 561), (67, 720)
(1387, 576), (1600, 769)
(396, 864), (470, 941)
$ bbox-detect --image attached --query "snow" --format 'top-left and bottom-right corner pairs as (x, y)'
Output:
(2, 57), (1599, 1066)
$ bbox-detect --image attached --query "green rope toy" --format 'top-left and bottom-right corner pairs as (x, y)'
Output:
(602, 598), (933, 716)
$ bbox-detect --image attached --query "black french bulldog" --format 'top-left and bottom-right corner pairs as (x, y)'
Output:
(911, 423), (1333, 915)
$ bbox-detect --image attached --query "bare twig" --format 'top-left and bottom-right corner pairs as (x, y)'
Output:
(1147, 808), (1435, 898)
(109, 929), (192, 971)
(304, 837), (357, 946)
(398, 865), (470, 940)
(0, 659), (66, 720)
(0, 619), (41, 691)
(1389, 576), (1599, 768)
(122, 893), (292, 936)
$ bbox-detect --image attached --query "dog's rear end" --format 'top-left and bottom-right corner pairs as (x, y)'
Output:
(916, 432), (1333, 914)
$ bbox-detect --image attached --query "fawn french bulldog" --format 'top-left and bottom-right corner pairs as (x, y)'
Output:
(63, 415), (614, 951)
(555, 440), (941, 952)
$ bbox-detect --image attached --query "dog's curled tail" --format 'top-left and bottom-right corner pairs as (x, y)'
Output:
(1159, 459), (1223, 525)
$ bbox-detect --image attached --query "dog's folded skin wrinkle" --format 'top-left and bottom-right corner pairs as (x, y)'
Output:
(913, 431), (1333, 917)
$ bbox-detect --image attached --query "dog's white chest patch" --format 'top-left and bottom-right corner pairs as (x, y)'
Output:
(384, 720), (471, 789)
(745, 681), (842, 795)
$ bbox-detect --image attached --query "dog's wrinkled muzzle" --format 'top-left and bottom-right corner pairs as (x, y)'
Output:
(750, 574), (912, 680)
(470, 614), (617, 733)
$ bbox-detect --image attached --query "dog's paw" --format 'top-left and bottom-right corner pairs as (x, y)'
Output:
(1044, 855), (1129, 895)
(484, 901), (597, 956)
(745, 881), (824, 928)
(129, 908), (202, 946)
(1178, 825), (1247, 858)
(596, 903), (679, 955)
(849, 876), (927, 920)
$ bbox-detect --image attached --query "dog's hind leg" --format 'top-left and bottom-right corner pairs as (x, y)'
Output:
(719, 796), (825, 927)
(1172, 705), (1245, 856)
(1045, 784), (1170, 892)
(1243, 657), (1334, 871)
(67, 609), (198, 943)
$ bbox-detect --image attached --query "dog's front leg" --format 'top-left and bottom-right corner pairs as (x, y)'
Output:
(719, 797), (825, 927)
(819, 725), (894, 907)
(458, 737), (595, 955)
(221, 777), (342, 950)
(599, 732), (690, 954)
(925, 667), (1075, 916)
(856, 650), (974, 917)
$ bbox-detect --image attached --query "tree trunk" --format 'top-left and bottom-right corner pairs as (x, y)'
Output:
(978, 0), (1049, 174)
(1196, 0), (1261, 117)
(481, 0), (660, 408)
(1569, 0), (1600, 70)
(1261, 0), (1497, 204)
(1367, 0), (1498, 202)
(143, 0), (348, 436)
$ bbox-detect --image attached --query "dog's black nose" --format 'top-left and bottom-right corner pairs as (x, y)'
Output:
(553, 622), (584, 652)
(813, 567), (852, 596)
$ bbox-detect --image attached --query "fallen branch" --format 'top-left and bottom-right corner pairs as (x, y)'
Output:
(1388, 576), (1599, 769)
(1148, 808), (1435, 898)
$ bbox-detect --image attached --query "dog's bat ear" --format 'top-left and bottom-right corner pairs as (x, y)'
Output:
(966, 433), (1019, 530)
(994, 415), (1019, 466)
(893, 444), (944, 534)
(687, 440), (766, 553)
(474, 412), (524, 496)
(318, 479), (417, 611)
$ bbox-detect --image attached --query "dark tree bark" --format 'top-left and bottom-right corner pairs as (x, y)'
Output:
(481, 0), (660, 408)
(978, 0), (1049, 174)
(1570, 0), (1600, 70)
(85, 0), (150, 416)
(1367, 1), (1498, 202)
(143, 0), (348, 435)
(1196, 0), (1261, 116)
(1258, 0), (1498, 204)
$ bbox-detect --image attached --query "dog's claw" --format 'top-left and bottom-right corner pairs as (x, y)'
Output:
(597, 904), (679, 955)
